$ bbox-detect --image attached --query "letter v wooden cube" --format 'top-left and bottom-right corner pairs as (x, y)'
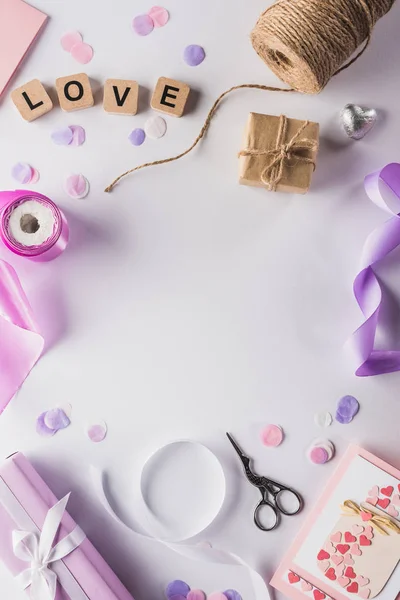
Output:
(151, 77), (190, 117)
(103, 79), (139, 115)
(11, 79), (53, 122)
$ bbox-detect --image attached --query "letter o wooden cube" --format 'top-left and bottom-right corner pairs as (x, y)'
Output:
(151, 77), (190, 118)
(56, 73), (94, 112)
(11, 79), (53, 122)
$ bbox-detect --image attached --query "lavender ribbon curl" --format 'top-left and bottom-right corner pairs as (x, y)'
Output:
(346, 163), (400, 376)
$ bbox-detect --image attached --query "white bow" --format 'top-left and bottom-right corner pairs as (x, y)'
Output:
(12, 494), (86, 600)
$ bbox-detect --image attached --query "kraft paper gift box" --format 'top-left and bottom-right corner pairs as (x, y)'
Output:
(238, 112), (320, 194)
(0, 452), (134, 600)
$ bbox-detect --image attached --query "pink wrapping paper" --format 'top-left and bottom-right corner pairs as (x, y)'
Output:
(0, 452), (135, 600)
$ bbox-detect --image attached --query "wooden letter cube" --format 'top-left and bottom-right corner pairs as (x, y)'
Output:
(11, 79), (53, 122)
(151, 77), (190, 118)
(56, 73), (94, 112)
(103, 79), (139, 115)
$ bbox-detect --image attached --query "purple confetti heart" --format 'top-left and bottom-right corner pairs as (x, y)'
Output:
(183, 44), (205, 67)
(336, 395), (360, 424)
(224, 591), (243, 600)
(128, 128), (146, 146)
(11, 162), (33, 184)
(166, 580), (191, 599)
(132, 14), (154, 36)
(51, 127), (74, 146)
(69, 125), (86, 146)
(44, 408), (70, 431)
(36, 412), (57, 437)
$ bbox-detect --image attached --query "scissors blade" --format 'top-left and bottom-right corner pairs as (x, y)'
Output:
(226, 432), (247, 459)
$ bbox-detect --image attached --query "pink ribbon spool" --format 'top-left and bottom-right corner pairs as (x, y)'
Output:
(0, 190), (69, 261)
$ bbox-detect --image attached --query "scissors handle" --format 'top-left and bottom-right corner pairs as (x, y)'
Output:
(254, 498), (280, 531)
(269, 483), (303, 516)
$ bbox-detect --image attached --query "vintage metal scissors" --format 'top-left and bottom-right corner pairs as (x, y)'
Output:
(226, 432), (303, 531)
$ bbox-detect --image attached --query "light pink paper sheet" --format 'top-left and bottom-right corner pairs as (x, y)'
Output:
(0, 0), (47, 97)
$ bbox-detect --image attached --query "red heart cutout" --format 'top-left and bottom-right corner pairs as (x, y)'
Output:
(360, 535), (372, 546)
(317, 549), (330, 560)
(288, 572), (301, 584)
(347, 582), (359, 594)
(344, 532), (357, 543)
(325, 568), (336, 581)
(377, 498), (390, 509)
(337, 544), (350, 555)
(381, 486), (394, 497)
(345, 567), (356, 579)
(314, 590), (326, 600)
(398, 484), (400, 493)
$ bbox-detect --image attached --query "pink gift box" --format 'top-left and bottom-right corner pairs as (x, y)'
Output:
(0, 452), (134, 600)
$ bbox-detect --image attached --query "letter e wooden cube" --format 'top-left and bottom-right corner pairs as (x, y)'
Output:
(151, 77), (190, 118)
(56, 73), (94, 112)
(11, 79), (53, 122)
(103, 79), (139, 115)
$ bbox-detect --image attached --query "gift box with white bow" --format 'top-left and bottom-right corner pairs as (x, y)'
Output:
(0, 452), (134, 600)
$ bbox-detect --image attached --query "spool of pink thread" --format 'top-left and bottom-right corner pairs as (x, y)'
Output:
(0, 190), (68, 261)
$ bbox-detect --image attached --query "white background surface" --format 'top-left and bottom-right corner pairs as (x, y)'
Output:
(1, 0), (400, 598)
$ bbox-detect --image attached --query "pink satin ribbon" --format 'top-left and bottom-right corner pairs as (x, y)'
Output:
(346, 163), (400, 376)
(0, 260), (44, 414)
(0, 191), (68, 261)
(0, 191), (68, 413)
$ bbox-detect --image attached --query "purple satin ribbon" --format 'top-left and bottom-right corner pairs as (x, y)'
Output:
(346, 163), (400, 377)
(0, 191), (68, 413)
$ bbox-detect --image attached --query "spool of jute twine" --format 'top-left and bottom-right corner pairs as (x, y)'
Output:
(105, 0), (395, 192)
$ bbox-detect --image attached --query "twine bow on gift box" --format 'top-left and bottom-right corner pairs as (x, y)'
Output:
(238, 114), (318, 192)
(12, 494), (86, 600)
(341, 499), (400, 535)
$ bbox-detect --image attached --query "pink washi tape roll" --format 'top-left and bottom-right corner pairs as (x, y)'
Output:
(0, 190), (68, 261)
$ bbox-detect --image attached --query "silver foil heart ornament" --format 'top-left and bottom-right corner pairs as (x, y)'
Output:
(341, 104), (377, 140)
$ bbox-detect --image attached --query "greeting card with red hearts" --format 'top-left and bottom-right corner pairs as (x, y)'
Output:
(271, 446), (400, 600)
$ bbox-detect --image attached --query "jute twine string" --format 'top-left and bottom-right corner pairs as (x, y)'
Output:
(105, 0), (394, 192)
(238, 115), (318, 191)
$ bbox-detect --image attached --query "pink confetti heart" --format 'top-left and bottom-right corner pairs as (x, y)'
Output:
(330, 531), (342, 543)
(338, 577), (350, 588)
(332, 555), (344, 566)
(359, 589), (371, 599)
(366, 496), (378, 506)
(387, 504), (399, 518)
(325, 542), (336, 554)
(351, 544), (362, 556)
(364, 526), (374, 540)
(301, 581), (313, 592)
(368, 486), (379, 497)
(148, 6), (169, 27)
(335, 566), (345, 577)
(70, 42), (94, 64)
(61, 31), (82, 52)
(392, 494), (400, 506)
(65, 173), (90, 199)
(318, 560), (330, 573)
(356, 576), (370, 587)
(360, 511), (372, 522)
(352, 525), (364, 536)
(87, 421), (107, 443)
(344, 554), (354, 565)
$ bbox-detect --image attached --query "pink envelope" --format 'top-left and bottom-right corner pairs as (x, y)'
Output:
(0, 0), (47, 97)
